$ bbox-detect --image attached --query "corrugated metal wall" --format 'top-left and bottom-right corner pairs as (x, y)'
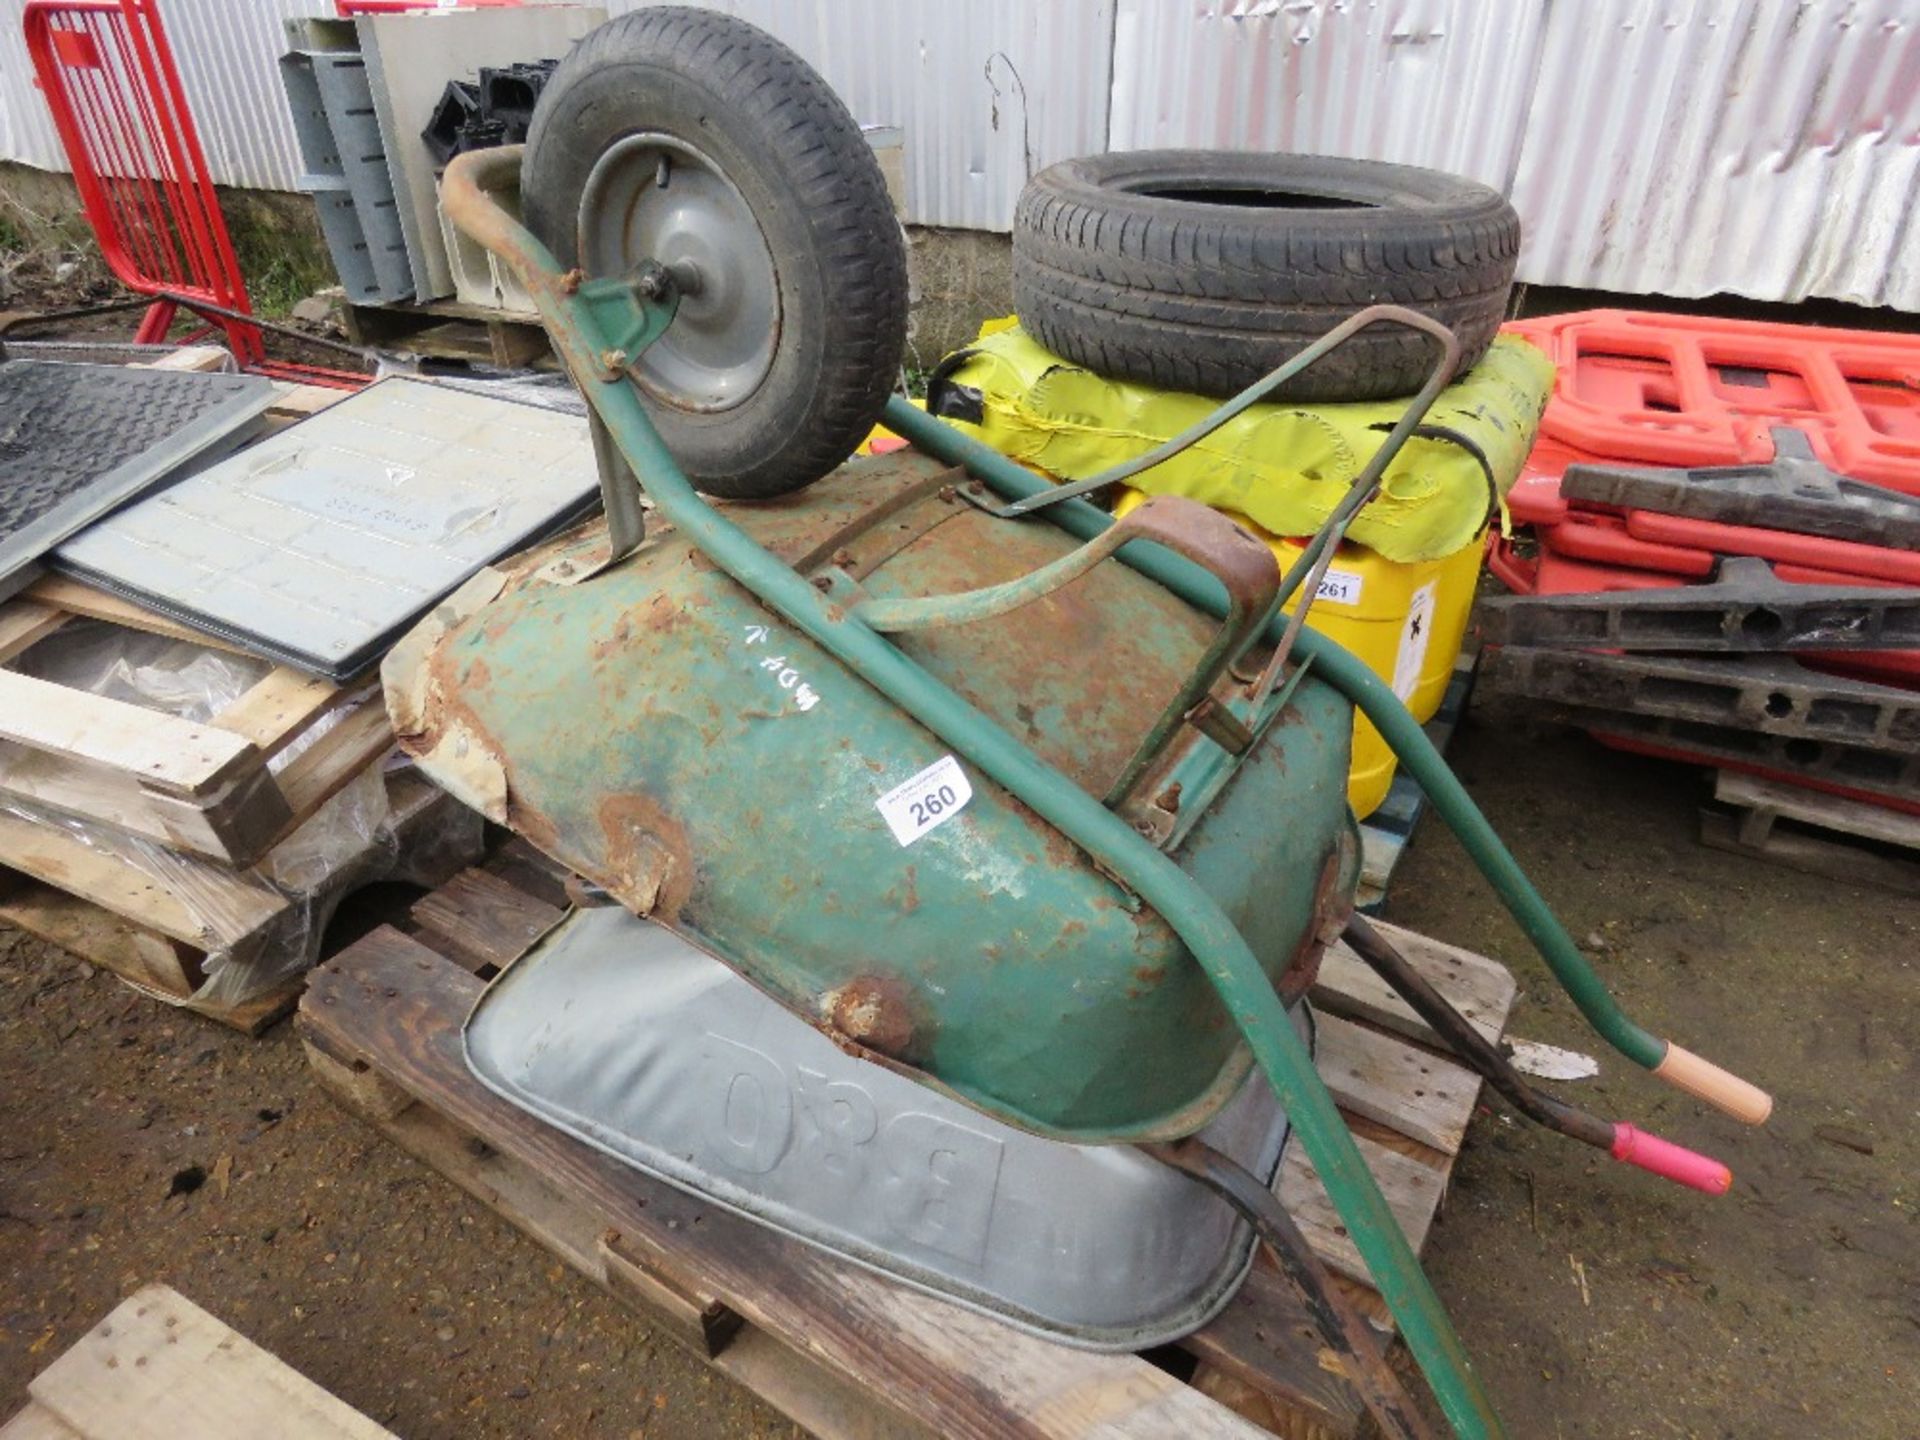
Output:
(1108, 0), (1545, 192)
(1509, 0), (1920, 309)
(1, 0), (1914, 308)
(0, 0), (331, 191)
(604, 0), (1114, 229)
(1105, 0), (1919, 310)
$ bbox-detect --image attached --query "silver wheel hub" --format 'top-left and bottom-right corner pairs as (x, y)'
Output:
(578, 133), (780, 413)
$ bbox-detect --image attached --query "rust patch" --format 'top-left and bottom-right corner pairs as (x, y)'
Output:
(589, 612), (635, 660)
(502, 780), (561, 857)
(1277, 849), (1350, 1004)
(823, 975), (918, 1060)
(595, 792), (696, 920)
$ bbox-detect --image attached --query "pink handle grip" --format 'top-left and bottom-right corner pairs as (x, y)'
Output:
(1610, 1123), (1732, 1195)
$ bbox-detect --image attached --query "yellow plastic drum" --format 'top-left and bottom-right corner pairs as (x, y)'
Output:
(1116, 488), (1483, 819)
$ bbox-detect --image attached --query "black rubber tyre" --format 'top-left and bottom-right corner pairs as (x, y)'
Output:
(1012, 151), (1519, 402)
(523, 8), (907, 498)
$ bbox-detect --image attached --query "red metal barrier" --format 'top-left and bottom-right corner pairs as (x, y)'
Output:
(25, 0), (362, 386)
(27, 0), (257, 359)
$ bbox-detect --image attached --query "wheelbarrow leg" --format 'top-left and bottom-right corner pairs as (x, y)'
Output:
(1146, 1138), (1435, 1440)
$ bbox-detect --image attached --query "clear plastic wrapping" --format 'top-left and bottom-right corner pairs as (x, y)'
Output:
(2, 624), (484, 1007)
(388, 367), (587, 415)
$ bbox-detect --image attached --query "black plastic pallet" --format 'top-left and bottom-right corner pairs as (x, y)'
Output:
(1480, 647), (1919, 753)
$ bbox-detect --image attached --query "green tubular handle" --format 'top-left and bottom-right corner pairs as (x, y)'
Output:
(441, 148), (1504, 1439)
(879, 396), (1774, 1128)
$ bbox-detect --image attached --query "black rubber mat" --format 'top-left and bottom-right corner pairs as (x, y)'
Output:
(0, 359), (275, 598)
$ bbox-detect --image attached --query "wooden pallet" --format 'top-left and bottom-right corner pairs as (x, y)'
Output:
(300, 848), (1515, 1439)
(1356, 655), (1477, 914)
(1, 1284), (395, 1440)
(342, 297), (550, 369)
(0, 770), (476, 1034)
(0, 575), (392, 867)
(1701, 769), (1920, 896)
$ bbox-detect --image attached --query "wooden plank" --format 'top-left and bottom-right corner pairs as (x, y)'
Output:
(480, 835), (576, 910)
(0, 670), (258, 796)
(300, 930), (1274, 1440)
(1700, 808), (1920, 897)
(0, 600), (67, 664)
(302, 1039), (737, 1359)
(0, 585), (384, 866)
(1312, 920), (1517, 1050)
(211, 668), (349, 756)
(408, 866), (565, 974)
(0, 746), (252, 859)
(270, 701), (395, 826)
(1278, 1131), (1449, 1288)
(0, 695), (381, 870)
(711, 1328), (937, 1440)
(0, 1406), (83, 1440)
(27, 1284), (396, 1440)
(138, 344), (232, 373)
(267, 383), (350, 420)
(1715, 769), (1920, 850)
(1, 774), (473, 1034)
(1312, 1011), (1478, 1157)
(0, 808), (288, 946)
(0, 880), (199, 997)
(1190, 1368), (1346, 1440)
(21, 576), (252, 655)
(599, 1229), (744, 1358)
(0, 879), (299, 1034)
(1179, 1265), (1368, 1438)
(485, 317), (547, 368)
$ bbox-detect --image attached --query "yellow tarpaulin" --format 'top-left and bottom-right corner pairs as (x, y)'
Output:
(928, 323), (1554, 563)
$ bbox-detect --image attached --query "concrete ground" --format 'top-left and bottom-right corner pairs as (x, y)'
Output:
(1, 697), (1914, 1438)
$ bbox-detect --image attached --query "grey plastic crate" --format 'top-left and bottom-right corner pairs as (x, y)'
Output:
(280, 48), (413, 305)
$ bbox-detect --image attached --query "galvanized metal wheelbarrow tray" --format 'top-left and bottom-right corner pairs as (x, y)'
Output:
(399, 148), (1775, 1440)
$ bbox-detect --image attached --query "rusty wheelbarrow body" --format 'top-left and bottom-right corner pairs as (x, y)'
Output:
(389, 446), (1359, 1143)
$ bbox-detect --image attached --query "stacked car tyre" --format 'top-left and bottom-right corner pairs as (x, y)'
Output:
(1012, 150), (1521, 402)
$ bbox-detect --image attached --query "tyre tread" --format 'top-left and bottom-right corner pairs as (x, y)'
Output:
(1012, 150), (1517, 399)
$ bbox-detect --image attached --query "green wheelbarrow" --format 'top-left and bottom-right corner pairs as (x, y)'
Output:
(387, 15), (1770, 1436)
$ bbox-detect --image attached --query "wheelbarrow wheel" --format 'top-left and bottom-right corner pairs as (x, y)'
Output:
(523, 8), (908, 499)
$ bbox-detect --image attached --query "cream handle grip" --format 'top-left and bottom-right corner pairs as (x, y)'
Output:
(1655, 1043), (1773, 1125)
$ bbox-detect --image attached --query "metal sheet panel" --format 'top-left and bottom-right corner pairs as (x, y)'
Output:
(465, 902), (1299, 1350)
(55, 376), (599, 679)
(0, 361), (274, 599)
(1509, 0), (1920, 309)
(357, 6), (606, 300)
(1107, 0), (1546, 190)
(605, 0), (1116, 229)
